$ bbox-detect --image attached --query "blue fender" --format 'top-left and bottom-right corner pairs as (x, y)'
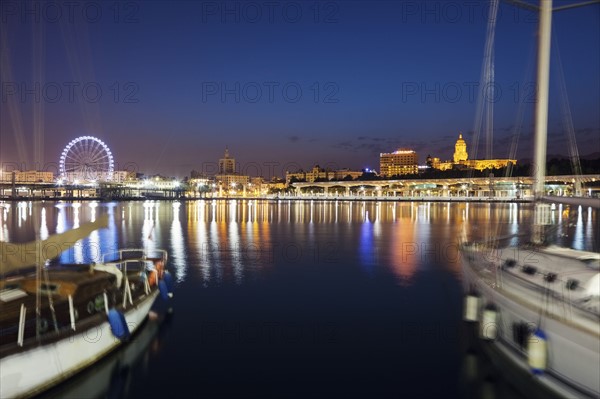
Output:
(163, 271), (174, 293)
(158, 271), (174, 301)
(108, 309), (130, 340)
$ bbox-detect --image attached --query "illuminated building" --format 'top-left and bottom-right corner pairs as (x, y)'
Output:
(214, 147), (250, 193)
(0, 170), (54, 183)
(431, 133), (517, 171)
(286, 165), (365, 184)
(453, 134), (468, 162)
(286, 165), (331, 184)
(333, 168), (364, 180)
(219, 147), (236, 174)
(379, 149), (418, 177)
(262, 178), (286, 193)
(112, 171), (136, 183)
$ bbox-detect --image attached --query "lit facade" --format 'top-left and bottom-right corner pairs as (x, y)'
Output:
(262, 178), (286, 193)
(379, 150), (418, 177)
(453, 134), (468, 162)
(219, 147), (236, 174)
(286, 165), (365, 184)
(215, 174), (250, 187)
(286, 165), (331, 184)
(112, 171), (136, 183)
(333, 169), (364, 180)
(431, 134), (516, 171)
(137, 176), (181, 189)
(213, 147), (248, 188)
(0, 170), (54, 183)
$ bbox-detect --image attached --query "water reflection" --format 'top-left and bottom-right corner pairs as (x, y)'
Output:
(39, 207), (49, 240)
(3, 200), (597, 286)
(389, 206), (418, 285)
(358, 218), (375, 274)
(0, 204), (9, 242)
(586, 207), (597, 250)
(573, 206), (584, 250)
(228, 201), (243, 284)
(170, 202), (187, 282)
(192, 201), (211, 285)
(142, 201), (157, 254)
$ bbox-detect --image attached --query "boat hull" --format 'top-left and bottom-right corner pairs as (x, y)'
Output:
(462, 255), (600, 398)
(0, 290), (159, 399)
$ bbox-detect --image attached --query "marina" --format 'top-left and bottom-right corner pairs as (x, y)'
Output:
(1, 199), (598, 398)
(1, 0), (599, 397)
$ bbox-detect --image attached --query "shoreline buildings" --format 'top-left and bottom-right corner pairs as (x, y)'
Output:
(286, 165), (364, 185)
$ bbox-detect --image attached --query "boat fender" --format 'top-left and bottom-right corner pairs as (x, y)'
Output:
(164, 271), (174, 295)
(463, 293), (480, 322)
(480, 304), (498, 341)
(527, 329), (547, 375)
(158, 280), (170, 301)
(108, 309), (130, 340)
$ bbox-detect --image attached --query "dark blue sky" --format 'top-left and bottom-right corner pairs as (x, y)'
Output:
(1, 0), (599, 178)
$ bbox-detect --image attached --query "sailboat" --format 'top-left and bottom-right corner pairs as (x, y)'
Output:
(460, 0), (600, 398)
(0, 215), (174, 399)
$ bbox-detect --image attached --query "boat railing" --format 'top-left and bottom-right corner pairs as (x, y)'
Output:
(102, 248), (168, 264)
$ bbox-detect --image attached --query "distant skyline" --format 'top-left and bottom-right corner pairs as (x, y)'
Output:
(1, 1), (599, 178)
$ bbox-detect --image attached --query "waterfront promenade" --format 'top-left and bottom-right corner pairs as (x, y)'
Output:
(1, 174), (598, 203)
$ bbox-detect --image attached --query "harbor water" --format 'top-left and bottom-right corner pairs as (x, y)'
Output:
(1, 200), (597, 398)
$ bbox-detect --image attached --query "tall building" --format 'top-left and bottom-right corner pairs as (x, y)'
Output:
(453, 134), (468, 162)
(214, 147), (250, 194)
(219, 147), (236, 174)
(379, 149), (418, 177)
(432, 133), (516, 171)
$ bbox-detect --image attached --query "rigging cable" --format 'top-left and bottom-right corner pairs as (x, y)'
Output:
(551, 29), (583, 192)
(505, 33), (537, 178)
(470, 0), (499, 168)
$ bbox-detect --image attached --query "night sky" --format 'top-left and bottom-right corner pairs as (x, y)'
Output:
(1, 0), (599, 178)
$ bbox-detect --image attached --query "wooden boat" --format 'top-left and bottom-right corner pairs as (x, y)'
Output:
(0, 215), (173, 398)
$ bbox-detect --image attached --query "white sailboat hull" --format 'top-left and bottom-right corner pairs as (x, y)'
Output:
(462, 255), (600, 398)
(0, 290), (159, 399)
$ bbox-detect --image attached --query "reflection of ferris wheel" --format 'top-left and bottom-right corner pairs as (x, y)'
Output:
(59, 136), (114, 182)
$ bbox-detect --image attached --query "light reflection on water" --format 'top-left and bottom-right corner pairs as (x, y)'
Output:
(170, 202), (187, 283)
(0, 200), (598, 284)
(1, 200), (598, 284)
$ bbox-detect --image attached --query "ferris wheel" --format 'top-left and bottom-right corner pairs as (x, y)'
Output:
(59, 136), (114, 182)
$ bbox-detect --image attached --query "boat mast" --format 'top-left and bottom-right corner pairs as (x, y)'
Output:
(533, 0), (553, 244)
